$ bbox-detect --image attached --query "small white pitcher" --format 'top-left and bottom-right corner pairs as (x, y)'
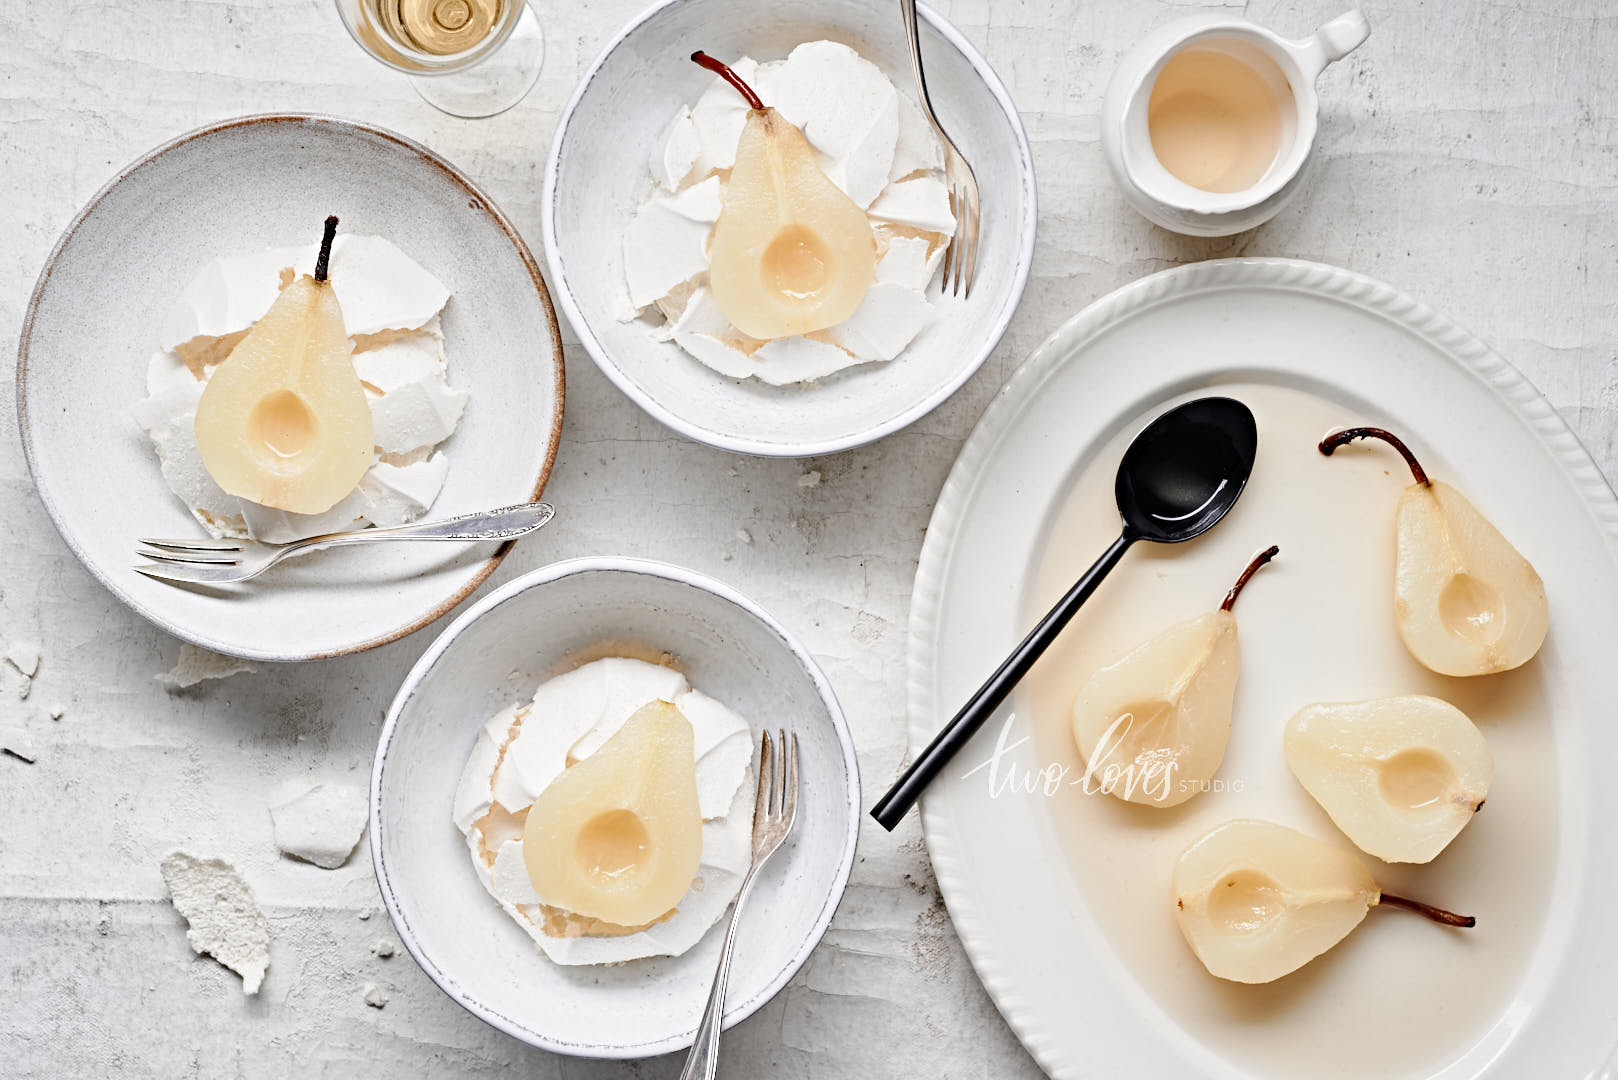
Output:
(1101, 10), (1370, 237)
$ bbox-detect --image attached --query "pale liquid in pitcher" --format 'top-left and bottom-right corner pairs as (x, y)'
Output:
(1148, 45), (1287, 193)
(1021, 383), (1556, 1078)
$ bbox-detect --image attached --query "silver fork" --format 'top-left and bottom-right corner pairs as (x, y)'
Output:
(681, 729), (799, 1080)
(134, 501), (554, 586)
(900, 0), (980, 298)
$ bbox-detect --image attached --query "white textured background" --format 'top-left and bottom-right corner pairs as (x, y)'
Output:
(2, 1), (1614, 1076)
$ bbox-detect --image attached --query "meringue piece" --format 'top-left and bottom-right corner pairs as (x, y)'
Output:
(1, 724), (38, 763)
(270, 783), (369, 869)
(652, 105), (702, 190)
(159, 852), (270, 994)
(763, 42), (899, 178)
(356, 454), (450, 529)
(239, 488), (368, 545)
(161, 234), (450, 351)
(677, 689), (754, 819)
(752, 336), (863, 386)
(453, 724), (503, 831)
(491, 839), (544, 907)
(662, 175), (724, 223)
(146, 349), (197, 396)
(891, 91), (944, 180)
(157, 645), (259, 688)
(369, 374), (467, 456)
(869, 176), (958, 234)
(350, 318), (446, 394)
(625, 199), (716, 310)
(690, 56), (761, 174)
(825, 283), (934, 361)
(363, 983), (390, 1008)
(876, 233), (946, 291)
(760, 42), (899, 209)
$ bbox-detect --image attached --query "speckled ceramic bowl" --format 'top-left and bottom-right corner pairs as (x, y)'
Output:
(542, 0), (1036, 457)
(372, 557), (861, 1058)
(17, 114), (565, 661)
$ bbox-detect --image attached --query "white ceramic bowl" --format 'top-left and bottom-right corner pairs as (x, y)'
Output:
(17, 115), (565, 660)
(372, 557), (861, 1057)
(542, 0), (1036, 457)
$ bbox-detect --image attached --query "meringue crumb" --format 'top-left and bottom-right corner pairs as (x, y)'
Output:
(798, 470), (822, 488)
(735, 528), (753, 545)
(159, 852), (270, 995)
(362, 982), (389, 1008)
(371, 939), (396, 958)
(157, 645), (259, 689)
(1, 725), (37, 763)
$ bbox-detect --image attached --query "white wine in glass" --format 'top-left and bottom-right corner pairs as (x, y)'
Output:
(337, 0), (544, 118)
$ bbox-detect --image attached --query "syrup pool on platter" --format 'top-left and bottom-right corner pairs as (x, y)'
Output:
(619, 42), (956, 386)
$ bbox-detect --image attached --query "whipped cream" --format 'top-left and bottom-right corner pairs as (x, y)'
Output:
(621, 40), (953, 386)
(453, 657), (754, 966)
(134, 235), (466, 543)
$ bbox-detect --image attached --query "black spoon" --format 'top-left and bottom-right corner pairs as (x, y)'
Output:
(871, 396), (1259, 831)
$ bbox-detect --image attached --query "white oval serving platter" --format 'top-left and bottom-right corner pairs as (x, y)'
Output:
(373, 557), (862, 1058)
(908, 259), (1618, 1079)
(17, 114), (565, 661)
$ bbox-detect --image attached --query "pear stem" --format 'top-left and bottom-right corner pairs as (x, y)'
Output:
(1379, 891), (1476, 927)
(1220, 545), (1279, 612)
(691, 50), (765, 110)
(314, 215), (339, 284)
(1319, 427), (1430, 487)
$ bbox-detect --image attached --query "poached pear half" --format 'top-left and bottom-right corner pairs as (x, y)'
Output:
(1285, 695), (1492, 864)
(522, 700), (703, 927)
(1320, 426), (1548, 676)
(693, 51), (876, 340)
(1174, 819), (1475, 984)
(1070, 546), (1277, 808)
(193, 215), (374, 515)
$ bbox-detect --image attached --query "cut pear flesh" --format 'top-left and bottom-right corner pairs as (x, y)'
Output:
(1174, 819), (1473, 984)
(1072, 610), (1237, 807)
(1070, 547), (1276, 808)
(194, 217), (374, 514)
(1320, 427), (1548, 676)
(522, 700), (703, 927)
(1395, 481), (1547, 675)
(1285, 696), (1492, 863)
(703, 76), (876, 338)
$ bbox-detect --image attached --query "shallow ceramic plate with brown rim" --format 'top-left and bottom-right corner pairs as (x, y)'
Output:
(17, 114), (564, 661)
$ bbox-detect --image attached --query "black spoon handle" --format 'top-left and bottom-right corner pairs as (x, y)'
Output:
(871, 530), (1137, 831)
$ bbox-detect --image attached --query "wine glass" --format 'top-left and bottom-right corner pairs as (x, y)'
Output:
(336, 0), (544, 119)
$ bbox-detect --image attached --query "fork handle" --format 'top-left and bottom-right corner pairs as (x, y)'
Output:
(899, 0), (947, 139)
(679, 866), (763, 1080)
(293, 502), (555, 553)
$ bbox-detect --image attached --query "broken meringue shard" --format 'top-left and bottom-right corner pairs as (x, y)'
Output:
(160, 852), (270, 994)
(270, 783), (369, 869)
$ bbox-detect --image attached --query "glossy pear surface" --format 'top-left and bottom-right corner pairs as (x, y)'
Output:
(193, 272), (373, 514)
(1174, 819), (1378, 984)
(1395, 480), (1548, 676)
(1071, 609), (1237, 808)
(522, 700), (702, 927)
(1285, 696), (1492, 864)
(708, 107), (877, 339)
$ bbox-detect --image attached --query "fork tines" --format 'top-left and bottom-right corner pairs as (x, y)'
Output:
(755, 729), (800, 827)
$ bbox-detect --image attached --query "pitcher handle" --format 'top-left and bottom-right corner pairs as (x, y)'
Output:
(1293, 9), (1370, 80)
